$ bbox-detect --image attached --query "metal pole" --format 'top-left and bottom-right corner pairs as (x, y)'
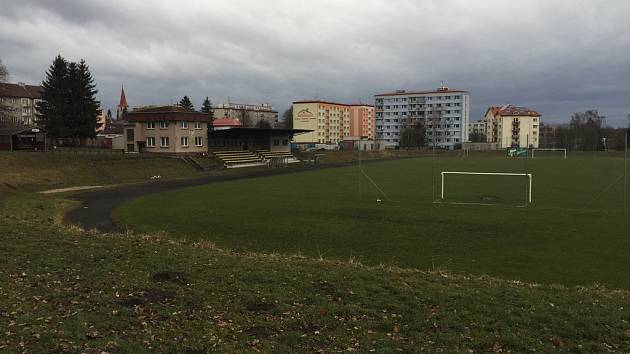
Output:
(432, 144), (435, 202)
(624, 120), (628, 210)
(529, 174), (532, 204)
(359, 138), (362, 201)
(441, 172), (445, 200)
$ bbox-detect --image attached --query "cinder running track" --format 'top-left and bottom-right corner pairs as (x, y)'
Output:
(65, 158), (417, 232)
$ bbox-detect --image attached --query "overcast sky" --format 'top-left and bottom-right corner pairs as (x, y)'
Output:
(1, 0), (629, 126)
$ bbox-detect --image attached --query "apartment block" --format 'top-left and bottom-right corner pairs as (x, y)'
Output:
(213, 102), (278, 127)
(0, 82), (43, 126)
(374, 86), (470, 149)
(292, 100), (374, 145)
(349, 104), (375, 140)
(484, 105), (541, 148)
(468, 119), (486, 140)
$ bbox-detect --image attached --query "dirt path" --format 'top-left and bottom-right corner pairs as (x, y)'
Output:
(65, 157), (423, 233)
(39, 185), (106, 194)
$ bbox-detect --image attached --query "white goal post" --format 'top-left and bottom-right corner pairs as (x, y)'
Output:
(532, 148), (567, 159)
(440, 171), (532, 204)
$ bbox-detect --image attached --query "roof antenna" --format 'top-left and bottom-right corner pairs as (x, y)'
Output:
(438, 80), (448, 91)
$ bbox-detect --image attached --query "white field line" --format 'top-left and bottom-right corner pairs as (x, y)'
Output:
(39, 186), (105, 194)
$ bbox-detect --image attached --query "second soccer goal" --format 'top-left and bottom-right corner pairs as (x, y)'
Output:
(532, 148), (567, 159)
(438, 171), (532, 206)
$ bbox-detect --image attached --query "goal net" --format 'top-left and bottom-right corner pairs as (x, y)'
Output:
(532, 148), (567, 159)
(438, 171), (532, 206)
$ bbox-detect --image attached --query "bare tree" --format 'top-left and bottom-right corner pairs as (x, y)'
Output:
(0, 59), (12, 126)
(238, 109), (252, 127)
(0, 59), (8, 83)
(281, 107), (293, 129)
(427, 109), (444, 148)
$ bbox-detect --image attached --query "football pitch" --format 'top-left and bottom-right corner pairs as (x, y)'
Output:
(113, 152), (630, 289)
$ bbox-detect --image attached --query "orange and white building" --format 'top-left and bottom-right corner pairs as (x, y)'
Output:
(292, 100), (374, 146)
(484, 104), (541, 148)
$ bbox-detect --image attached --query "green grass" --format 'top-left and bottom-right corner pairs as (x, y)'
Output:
(0, 151), (208, 192)
(2, 193), (630, 352)
(114, 153), (630, 289)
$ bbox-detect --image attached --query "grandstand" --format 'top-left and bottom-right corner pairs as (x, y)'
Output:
(208, 128), (310, 168)
(212, 150), (266, 168)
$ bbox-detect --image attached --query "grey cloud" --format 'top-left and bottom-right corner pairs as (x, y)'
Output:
(0, 0), (629, 125)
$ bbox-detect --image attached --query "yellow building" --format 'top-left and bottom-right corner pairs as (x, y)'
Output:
(485, 105), (541, 148)
(292, 101), (350, 144)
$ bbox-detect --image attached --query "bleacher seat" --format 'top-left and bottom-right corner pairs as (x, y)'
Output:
(211, 150), (266, 168)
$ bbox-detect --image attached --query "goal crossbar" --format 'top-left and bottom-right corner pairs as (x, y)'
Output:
(532, 148), (567, 159)
(440, 171), (532, 204)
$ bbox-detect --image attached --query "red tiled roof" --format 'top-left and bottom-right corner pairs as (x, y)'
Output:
(0, 83), (43, 99)
(486, 104), (540, 117)
(212, 117), (241, 127)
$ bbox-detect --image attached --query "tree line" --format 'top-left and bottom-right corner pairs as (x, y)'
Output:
(541, 110), (629, 151)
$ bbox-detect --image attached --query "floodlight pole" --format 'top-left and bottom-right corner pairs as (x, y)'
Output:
(440, 172), (445, 200)
(432, 144), (436, 202)
(624, 118), (628, 210)
(359, 137), (362, 201)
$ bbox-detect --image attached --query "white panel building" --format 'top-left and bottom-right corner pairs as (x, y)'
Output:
(374, 86), (470, 149)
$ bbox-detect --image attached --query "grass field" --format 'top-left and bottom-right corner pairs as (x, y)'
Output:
(114, 153), (630, 289)
(0, 151), (212, 193)
(3, 193), (630, 352)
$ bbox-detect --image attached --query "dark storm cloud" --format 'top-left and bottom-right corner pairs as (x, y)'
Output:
(1, 0), (629, 125)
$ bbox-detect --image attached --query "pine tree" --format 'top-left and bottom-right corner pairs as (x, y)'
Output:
(72, 59), (101, 139)
(38, 56), (101, 141)
(37, 55), (70, 138)
(201, 96), (214, 119)
(179, 96), (194, 111)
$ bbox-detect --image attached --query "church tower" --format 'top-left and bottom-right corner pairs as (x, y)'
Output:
(116, 85), (129, 120)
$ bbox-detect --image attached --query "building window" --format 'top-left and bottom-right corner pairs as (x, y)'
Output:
(147, 121), (156, 129)
(181, 121), (188, 129)
(195, 121), (202, 129)
(160, 121), (169, 129)
(160, 137), (169, 147)
(126, 129), (134, 142)
(146, 137), (155, 147)
(195, 137), (203, 146)
(181, 136), (189, 147)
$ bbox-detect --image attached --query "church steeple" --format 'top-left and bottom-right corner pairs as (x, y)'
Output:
(116, 85), (129, 119)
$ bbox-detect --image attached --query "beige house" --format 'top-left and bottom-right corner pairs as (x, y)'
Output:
(0, 82), (43, 126)
(124, 106), (212, 154)
(485, 105), (541, 148)
(213, 102), (278, 127)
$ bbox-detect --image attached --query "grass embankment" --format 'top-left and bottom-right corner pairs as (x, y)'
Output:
(2, 193), (630, 352)
(0, 152), (212, 193)
(115, 155), (630, 289)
